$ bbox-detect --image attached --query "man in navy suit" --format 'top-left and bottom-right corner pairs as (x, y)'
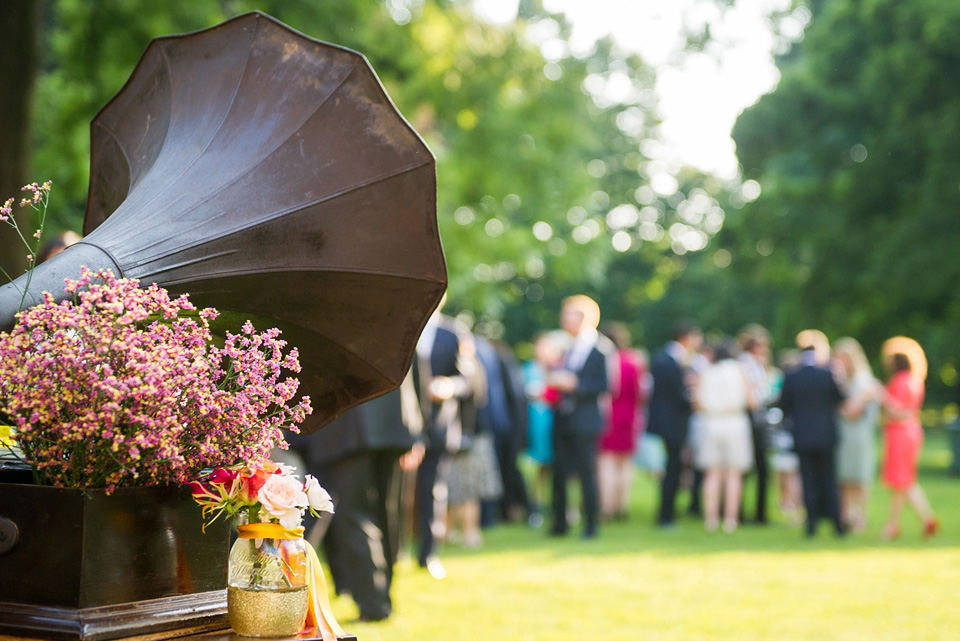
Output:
(549, 295), (610, 539)
(647, 319), (702, 528)
(779, 330), (846, 537)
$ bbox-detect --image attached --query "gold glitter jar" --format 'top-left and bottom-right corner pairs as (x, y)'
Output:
(227, 585), (310, 637)
(227, 535), (309, 637)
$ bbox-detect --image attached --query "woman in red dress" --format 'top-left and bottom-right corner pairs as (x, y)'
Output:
(880, 337), (938, 540)
(597, 322), (649, 521)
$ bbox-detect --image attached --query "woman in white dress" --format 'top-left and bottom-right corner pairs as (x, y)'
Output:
(695, 340), (757, 532)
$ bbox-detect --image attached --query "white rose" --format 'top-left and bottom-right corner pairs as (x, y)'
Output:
(275, 462), (298, 476)
(304, 475), (334, 514)
(258, 474), (308, 530)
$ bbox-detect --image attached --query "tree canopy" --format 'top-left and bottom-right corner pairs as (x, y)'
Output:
(729, 0), (960, 398)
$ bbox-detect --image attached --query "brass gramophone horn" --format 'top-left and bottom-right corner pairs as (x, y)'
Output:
(0, 12), (447, 432)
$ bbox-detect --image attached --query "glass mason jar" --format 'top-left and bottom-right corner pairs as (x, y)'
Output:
(226, 529), (310, 638)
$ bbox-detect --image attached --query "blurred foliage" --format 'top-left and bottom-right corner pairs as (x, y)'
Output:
(12, 0), (957, 406)
(0, 0), (40, 278)
(729, 0), (960, 401)
(13, 0), (737, 348)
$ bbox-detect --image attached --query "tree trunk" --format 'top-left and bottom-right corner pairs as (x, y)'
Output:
(0, 0), (40, 283)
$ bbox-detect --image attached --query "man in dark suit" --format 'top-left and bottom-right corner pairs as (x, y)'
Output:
(475, 335), (531, 526)
(738, 324), (773, 524)
(778, 330), (846, 537)
(289, 382), (419, 621)
(647, 319), (702, 528)
(549, 295), (610, 539)
(411, 308), (479, 577)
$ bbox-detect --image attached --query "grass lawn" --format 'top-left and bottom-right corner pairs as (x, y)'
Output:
(333, 431), (958, 641)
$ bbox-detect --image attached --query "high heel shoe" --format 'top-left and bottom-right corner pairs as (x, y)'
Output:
(881, 524), (901, 541)
(923, 518), (940, 539)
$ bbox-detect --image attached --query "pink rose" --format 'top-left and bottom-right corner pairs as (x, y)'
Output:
(258, 473), (308, 530)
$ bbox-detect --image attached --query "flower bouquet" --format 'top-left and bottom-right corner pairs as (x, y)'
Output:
(189, 462), (344, 639)
(0, 189), (335, 639)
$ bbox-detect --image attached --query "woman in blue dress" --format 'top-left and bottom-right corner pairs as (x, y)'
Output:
(522, 331), (564, 524)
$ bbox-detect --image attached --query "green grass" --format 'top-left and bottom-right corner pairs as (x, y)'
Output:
(332, 432), (959, 641)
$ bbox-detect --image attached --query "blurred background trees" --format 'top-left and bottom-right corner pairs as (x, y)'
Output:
(727, 0), (960, 402)
(1, 0), (956, 402)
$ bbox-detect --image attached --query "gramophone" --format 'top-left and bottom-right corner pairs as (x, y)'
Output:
(0, 12), (447, 433)
(0, 12), (445, 641)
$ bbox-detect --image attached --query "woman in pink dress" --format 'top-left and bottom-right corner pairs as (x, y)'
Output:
(597, 322), (649, 521)
(880, 337), (938, 540)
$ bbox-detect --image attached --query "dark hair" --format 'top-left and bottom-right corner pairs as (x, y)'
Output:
(891, 352), (911, 373)
(37, 238), (68, 264)
(37, 230), (81, 264)
(712, 338), (738, 362)
(600, 321), (631, 350)
(672, 318), (700, 342)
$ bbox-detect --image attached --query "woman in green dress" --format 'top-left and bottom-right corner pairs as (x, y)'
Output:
(833, 337), (882, 533)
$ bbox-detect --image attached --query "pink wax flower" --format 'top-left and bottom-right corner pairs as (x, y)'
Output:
(0, 267), (312, 492)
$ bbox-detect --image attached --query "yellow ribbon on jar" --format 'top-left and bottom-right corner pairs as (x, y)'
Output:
(237, 523), (345, 641)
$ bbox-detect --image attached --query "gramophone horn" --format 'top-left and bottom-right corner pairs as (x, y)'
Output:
(0, 12), (447, 432)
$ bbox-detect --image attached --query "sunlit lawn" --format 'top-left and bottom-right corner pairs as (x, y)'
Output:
(333, 431), (959, 641)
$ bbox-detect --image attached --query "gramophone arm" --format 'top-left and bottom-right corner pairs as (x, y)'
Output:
(0, 242), (122, 331)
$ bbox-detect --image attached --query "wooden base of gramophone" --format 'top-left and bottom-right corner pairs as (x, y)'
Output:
(0, 469), (231, 641)
(0, 592), (229, 641)
(0, 626), (360, 641)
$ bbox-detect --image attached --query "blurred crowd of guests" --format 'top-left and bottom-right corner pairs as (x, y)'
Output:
(282, 294), (940, 622)
(645, 322), (938, 540)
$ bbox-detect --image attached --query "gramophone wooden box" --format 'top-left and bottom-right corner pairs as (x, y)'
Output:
(0, 464), (230, 641)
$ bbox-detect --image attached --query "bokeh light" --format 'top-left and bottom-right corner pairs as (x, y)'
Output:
(454, 206), (476, 225)
(612, 230), (632, 252)
(532, 221), (553, 241)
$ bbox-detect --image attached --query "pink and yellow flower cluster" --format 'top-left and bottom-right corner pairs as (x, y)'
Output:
(0, 267), (312, 491)
(189, 461), (333, 530)
(0, 181), (50, 222)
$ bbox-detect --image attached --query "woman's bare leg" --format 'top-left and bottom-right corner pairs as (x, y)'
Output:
(722, 469), (742, 531)
(702, 468), (721, 530)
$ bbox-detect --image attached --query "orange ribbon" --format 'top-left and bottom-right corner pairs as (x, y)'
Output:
(237, 523), (305, 540)
(237, 523), (344, 641)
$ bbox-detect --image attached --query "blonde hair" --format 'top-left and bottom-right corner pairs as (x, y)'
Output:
(833, 337), (874, 379)
(562, 295), (601, 330)
(796, 328), (830, 364)
(737, 323), (770, 350)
